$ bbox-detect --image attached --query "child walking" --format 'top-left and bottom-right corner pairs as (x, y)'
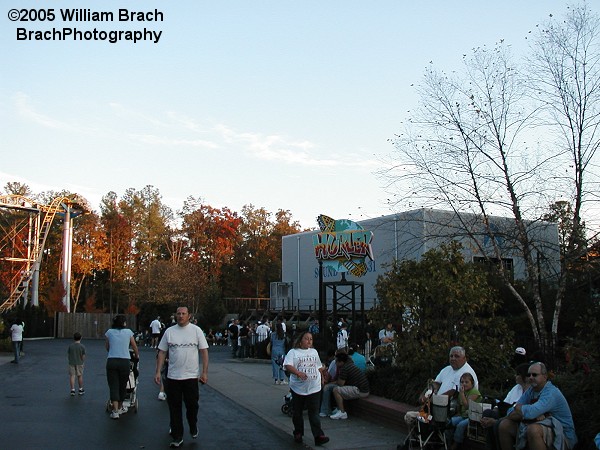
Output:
(68, 332), (86, 396)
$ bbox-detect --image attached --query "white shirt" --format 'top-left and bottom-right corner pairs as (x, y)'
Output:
(283, 347), (322, 395)
(503, 384), (524, 405)
(256, 324), (271, 342)
(150, 319), (162, 334)
(10, 324), (24, 341)
(435, 362), (478, 395)
(158, 323), (209, 380)
(336, 329), (348, 349)
(379, 328), (396, 345)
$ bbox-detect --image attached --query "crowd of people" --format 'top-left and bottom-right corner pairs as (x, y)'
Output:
(24, 311), (588, 449)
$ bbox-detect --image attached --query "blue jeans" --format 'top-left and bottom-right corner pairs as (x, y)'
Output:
(165, 378), (199, 440)
(319, 383), (337, 415)
(291, 390), (324, 438)
(271, 353), (285, 380)
(449, 416), (469, 444)
(12, 341), (22, 363)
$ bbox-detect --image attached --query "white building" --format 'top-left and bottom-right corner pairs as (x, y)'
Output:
(278, 209), (560, 311)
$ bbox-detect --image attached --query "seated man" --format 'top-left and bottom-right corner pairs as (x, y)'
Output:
(329, 352), (370, 420)
(348, 344), (367, 372)
(404, 346), (478, 427)
(498, 362), (577, 450)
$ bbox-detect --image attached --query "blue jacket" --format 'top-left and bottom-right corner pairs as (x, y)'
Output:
(511, 381), (577, 448)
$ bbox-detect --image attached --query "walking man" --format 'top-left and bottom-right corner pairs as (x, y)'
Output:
(150, 316), (163, 348)
(155, 306), (209, 448)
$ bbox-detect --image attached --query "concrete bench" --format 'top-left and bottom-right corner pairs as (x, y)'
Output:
(350, 395), (417, 431)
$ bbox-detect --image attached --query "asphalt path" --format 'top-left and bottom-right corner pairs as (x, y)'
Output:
(0, 339), (292, 449)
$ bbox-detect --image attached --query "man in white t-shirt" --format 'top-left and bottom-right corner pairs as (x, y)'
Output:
(432, 346), (478, 396)
(155, 307), (209, 448)
(256, 321), (270, 342)
(403, 346), (478, 428)
(150, 316), (163, 348)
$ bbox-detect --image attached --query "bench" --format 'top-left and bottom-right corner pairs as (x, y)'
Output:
(350, 394), (417, 431)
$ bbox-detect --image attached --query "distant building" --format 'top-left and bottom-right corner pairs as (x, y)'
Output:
(277, 208), (559, 311)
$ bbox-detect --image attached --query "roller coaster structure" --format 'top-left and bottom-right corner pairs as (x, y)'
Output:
(0, 194), (83, 313)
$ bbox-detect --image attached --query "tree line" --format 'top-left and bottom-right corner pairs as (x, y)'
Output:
(0, 182), (302, 326)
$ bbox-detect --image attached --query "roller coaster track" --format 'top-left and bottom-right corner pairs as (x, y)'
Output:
(0, 195), (75, 313)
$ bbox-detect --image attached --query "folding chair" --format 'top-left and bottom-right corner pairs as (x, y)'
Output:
(466, 399), (492, 443)
(407, 394), (450, 450)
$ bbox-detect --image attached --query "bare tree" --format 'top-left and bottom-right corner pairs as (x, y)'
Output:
(382, 4), (600, 350)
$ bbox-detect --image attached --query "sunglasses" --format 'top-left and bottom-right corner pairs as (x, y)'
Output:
(527, 373), (542, 377)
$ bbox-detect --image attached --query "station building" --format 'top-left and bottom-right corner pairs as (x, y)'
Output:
(275, 208), (560, 312)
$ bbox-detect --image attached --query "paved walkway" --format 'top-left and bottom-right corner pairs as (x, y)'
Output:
(209, 347), (407, 449)
(0, 339), (406, 449)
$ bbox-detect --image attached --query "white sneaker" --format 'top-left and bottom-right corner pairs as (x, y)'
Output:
(158, 392), (167, 400)
(274, 380), (281, 385)
(330, 411), (348, 420)
(118, 406), (128, 414)
(280, 380), (288, 385)
(331, 408), (339, 415)
(110, 411), (120, 419)
(319, 412), (328, 417)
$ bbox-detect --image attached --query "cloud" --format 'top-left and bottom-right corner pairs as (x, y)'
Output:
(129, 134), (219, 148)
(13, 92), (74, 130)
(213, 123), (378, 168)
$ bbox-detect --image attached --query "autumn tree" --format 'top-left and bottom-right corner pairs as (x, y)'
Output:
(71, 211), (109, 311)
(383, 4), (600, 351)
(237, 205), (301, 297)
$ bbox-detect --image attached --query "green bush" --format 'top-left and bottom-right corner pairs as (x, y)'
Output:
(369, 242), (514, 403)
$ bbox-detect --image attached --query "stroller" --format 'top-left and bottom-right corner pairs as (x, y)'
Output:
(281, 391), (293, 417)
(403, 394), (450, 450)
(106, 350), (139, 414)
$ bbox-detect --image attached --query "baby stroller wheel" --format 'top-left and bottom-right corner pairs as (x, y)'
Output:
(281, 404), (290, 415)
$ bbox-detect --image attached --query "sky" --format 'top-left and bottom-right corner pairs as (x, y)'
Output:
(2, 0), (596, 229)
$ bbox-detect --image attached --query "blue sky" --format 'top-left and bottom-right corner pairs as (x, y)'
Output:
(1, 1), (593, 228)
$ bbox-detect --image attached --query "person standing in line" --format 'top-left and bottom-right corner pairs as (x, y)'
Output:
(228, 319), (239, 358)
(271, 323), (288, 385)
(10, 318), (24, 364)
(237, 321), (249, 358)
(155, 306), (209, 449)
(68, 331), (86, 396)
(283, 331), (329, 447)
(336, 321), (348, 351)
(105, 315), (139, 420)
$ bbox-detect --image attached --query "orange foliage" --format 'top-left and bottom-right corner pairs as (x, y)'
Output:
(42, 282), (67, 317)
(83, 294), (103, 313)
(125, 299), (140, 316)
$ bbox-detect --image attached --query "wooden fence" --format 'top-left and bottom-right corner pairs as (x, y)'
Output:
(55, 313), (137, 339)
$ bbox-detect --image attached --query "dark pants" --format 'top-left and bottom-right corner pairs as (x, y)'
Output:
(238, 337), (248, 358)
(230, 337), (238, 357)
(291, 390), (324, 439)
(165, 378), (199, 440)
(106, 358), (130, 402)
